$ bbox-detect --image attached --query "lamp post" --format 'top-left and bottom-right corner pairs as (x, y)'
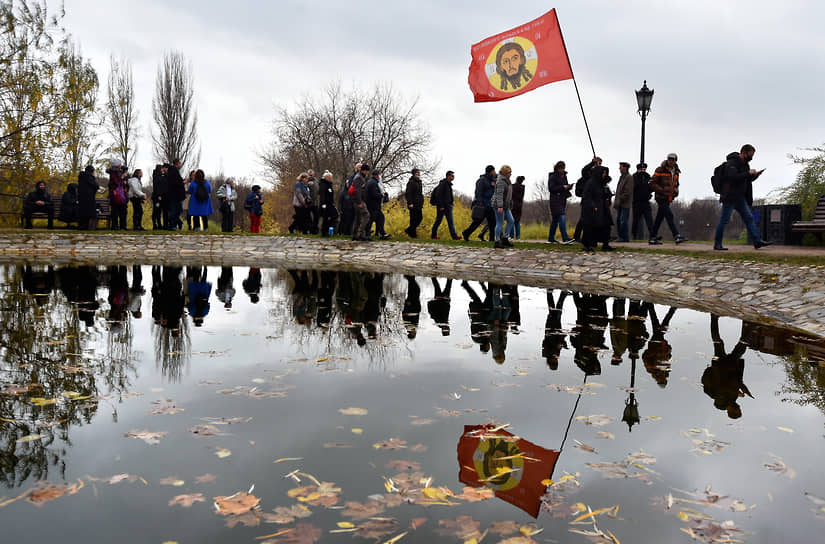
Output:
(635, 80), (654, 165)
(622, 357), (640, 432)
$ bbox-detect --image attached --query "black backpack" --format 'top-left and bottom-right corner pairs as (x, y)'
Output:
(429, 184), (440, 206)
(194, 181), (209, 202)
(574, 177), (585, 197)
(710, 162), (726, 194)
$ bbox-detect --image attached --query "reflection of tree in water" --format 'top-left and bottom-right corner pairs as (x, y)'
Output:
(150, 266), (190, 382)
(771, 330), (825, 425)
(0, 265), (136, 488)
(266, 269), (409, 367)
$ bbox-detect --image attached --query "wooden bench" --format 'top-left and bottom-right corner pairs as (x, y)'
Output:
(791, 196), (825, 240)
(22, 198), (112, 229)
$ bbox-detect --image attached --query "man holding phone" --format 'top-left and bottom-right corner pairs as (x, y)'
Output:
(713, 143), (771, 250)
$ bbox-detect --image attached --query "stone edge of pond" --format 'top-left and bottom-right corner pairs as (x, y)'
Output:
(1, 233), (824, 340)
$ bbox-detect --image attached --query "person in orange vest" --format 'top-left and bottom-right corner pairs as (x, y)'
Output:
(648, 153), (687, 245)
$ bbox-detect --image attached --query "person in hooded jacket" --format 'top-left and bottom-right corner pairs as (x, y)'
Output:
(365, 169), (390, 240)
(712, 144), (771, 250)
(547, 161), (574, 243)
(77, 165), (99, 230)
(631, 162), (654, 240)
(23, 181), (53, 229)
(579, 165), (616, 252)
(59, 183), (80, 227)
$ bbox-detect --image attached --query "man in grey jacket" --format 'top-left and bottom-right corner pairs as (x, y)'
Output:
(613, 162), (634, 242)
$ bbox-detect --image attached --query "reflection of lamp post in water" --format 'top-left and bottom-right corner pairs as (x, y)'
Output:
(622, 357), (640, 431)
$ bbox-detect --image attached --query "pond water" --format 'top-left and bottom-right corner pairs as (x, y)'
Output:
(1, 264), (824, 543)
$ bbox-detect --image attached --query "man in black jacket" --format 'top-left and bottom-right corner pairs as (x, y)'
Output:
(404, 168), (424, 237)
(23, 181), (53, 229)
(461, 165), (496, 241)
(631, 162), (654, 240)
(430, 170), (460, 240)
(166, 159), (186, 230)
(712, 144), (770, 250)
(365, 169), (390, 240)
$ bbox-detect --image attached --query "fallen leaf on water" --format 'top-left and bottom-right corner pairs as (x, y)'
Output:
(15, 434), (43, 443)
(373, 438), (407, 450)
(489, 520), (521, 535)
(764, 454), (797, 479)
(574, 440), (597, 453)
(595, 431), (615, 440)
(213, 447), (232, 458)
(457, 486), (495, 502)
(274, 458), (304, 464)
(337, 522), (355, 529)
(124, 430), (167, 445)
(422, 486), (455, 502)
(383, 531), (408, 544)
(195, 473), (216, 484)
(572, 504), (619, 523)
(189, 424), (221, 437)
(322, 443), (352, 448)
(149, 399), (184, 415)
(30, 397), (60, 406)
(105, 474), (136, 484)
(25, 484), (71, 507)
(409, 518), (428, 530)
(460, 385), (480, 392)
(410, 444), (428, 453)
(214, 491), (260, 515)
(260, 523), (321, 543)
(338, 407), (368, 416)
(160, 477), (185, 486)
(168, 493), (205, 507)
(436, 516), (483, 541)
(263, 504), (312, 524)
(410, 418), (435, 426)
(351, 428), (363, 435)
(576, 414), (614, 426)
(777, 426), (795, 433)
(287, 482), (340, 507)
(385, 460), (421, 472)
(340, 500), (386, 520)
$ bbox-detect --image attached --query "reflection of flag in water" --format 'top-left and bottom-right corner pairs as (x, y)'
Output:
(468, 8), (573, 103)
(457, 424), (559, 518)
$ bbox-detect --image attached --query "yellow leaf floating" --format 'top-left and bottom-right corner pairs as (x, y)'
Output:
(541, 479), (553, 486)
(30, 397), (60, 406)
(351, 428), (363, 435)
(16, 434), (43, 443)
(337, 522), (355, 529)
(338, 407), (368, 416)
(777, 426), (795, 433)
(213, 447), (231, 458)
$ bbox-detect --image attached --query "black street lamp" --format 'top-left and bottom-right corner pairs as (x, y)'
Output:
(635, 80), (654, 165)
(622, 357), (640, 431)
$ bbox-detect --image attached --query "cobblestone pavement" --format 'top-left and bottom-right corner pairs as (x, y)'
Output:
(1, 233), (824, 338)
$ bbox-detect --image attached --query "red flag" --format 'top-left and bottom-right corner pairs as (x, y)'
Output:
(468, 9), (573, 103)
(457, 424), (560, 518)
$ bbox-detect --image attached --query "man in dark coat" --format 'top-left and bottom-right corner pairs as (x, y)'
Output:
(573, 156), (602, 241)
(59, 183), (80, 226)
(712, 144), (771, 250)
(511, 175), (525, 240)
(462, 165), (496, 241)
(365, 169), (390, 239)
(430, 170), (460, 240)
(23, 181), (53, 229)
(404, 168), (424, 238)
(631, 162), (654, 240)
(77, 165), (99, 230)
(337, 163), (359, 236)
(166, 159), (186, 230)
(547, 161), (574, 243)
(579, 165), (615, 252)
(151, 164), (168, 230)
(319, 170), (338, 237)
(350, 163), (371, 241)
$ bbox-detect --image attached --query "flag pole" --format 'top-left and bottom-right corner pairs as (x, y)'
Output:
(555, 11), (596, 156)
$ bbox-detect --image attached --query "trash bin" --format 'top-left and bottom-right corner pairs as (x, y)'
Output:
(762, 204), (802, 245)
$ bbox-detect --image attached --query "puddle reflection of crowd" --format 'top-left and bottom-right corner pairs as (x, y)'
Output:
(18, 266), (763, 418)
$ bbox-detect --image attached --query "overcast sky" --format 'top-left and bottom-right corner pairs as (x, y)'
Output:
(60, 0), (825, 201)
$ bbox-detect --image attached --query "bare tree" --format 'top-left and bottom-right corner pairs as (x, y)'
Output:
(57, 41), (99, 176)
(152, 50), (199, 167)
(104, 55), (139, 169)
(260, 82), (437, 191)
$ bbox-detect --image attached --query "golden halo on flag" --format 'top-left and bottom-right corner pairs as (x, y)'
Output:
(485, 37), (538, 93)
(472, 436), (525, 491)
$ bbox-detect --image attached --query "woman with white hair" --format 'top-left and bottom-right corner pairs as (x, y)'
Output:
(319, 170), (338, 236)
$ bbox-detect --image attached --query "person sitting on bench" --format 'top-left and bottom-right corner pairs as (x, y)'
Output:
(23, 181), (53, 229)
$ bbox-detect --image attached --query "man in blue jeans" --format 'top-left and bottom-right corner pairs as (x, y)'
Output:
(713, 144), (771, 250)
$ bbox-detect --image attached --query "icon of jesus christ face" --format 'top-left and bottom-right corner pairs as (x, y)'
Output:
(499, 49), (522, 76)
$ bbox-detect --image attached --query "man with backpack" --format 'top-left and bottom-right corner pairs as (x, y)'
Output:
(430, 170), (460, 240)
(648, 153), (687, 245)
(712, 144), (771, 250)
